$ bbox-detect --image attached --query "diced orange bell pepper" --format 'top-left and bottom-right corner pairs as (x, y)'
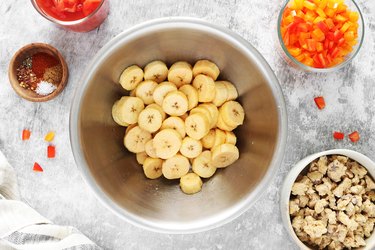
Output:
(340, 22), (351, 33)
(312, 28), (325, 41)
(335, 14), (347, 23)
(349, 131), (360, 142)
(295, 53), (305, 61)
(316, 42), (324, 52)
(288, 47), (302, 56)
(349, 12), (359, 22)
(325, 18), (335, 29)
(344, 31), (355, 42)
(22, 129), (31, 141)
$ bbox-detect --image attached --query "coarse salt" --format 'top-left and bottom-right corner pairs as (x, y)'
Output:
(35, 81), (57, 96)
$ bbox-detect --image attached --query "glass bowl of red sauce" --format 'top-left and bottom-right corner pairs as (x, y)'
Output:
(31, 0), (109, 32)
(277, 0), (364, 72)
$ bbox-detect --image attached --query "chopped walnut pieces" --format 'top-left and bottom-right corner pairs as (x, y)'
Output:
(325, 208), (337, 225)
(318, 156), (328, 175)
(315, 199), (329, 214)
(308, 171), (324, 184)
(364, 219), (375, 237)
(350, 185), (364, 195)
(350, 162), (367, 178)
(289, 155), (375, 249)
(298, 195), (309, 208)
(365, 176), (375, 191)
(328, 160), (347, 182)
(338, 211), (359, 231)
(289, 199), (300, 216)
(303, 216), (328, 238)
(337, 195), (352, 210)
(333, 178), (352, 198)
(292, 182), (309, 196)
(316, 183), (331, 196)
(362, 199), (375, 217)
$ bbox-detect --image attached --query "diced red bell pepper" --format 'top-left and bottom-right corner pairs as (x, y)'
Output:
(313, 54), (323, 68)
(307, 39), (317, 51)
(330, 47), (341, 58)
(316, 21), (329, 34)
(22, 129), (31, 141)
(349, 131), (360, 142)
(47, 145), (56, 158)
(326, 32), (335, 41)
(333, 132), (345, 140)
(296, 23), (309, 33)
(337, 37), (346, 46)
(333, 30), (344, 42)
(33, 162), (43, 172)
(325, 18), (335, 30)
(314, 96), (325, 110)
(318, 53), (327, 67)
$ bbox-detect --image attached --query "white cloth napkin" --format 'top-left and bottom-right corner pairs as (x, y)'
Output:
(0, 150), (101, 250)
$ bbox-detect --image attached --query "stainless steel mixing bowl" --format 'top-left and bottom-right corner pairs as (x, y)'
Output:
(70, 17), (287, 233)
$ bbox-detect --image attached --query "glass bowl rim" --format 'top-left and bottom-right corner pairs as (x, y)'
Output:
(277, 0), (365, 73)
(30, 0), (106, 26)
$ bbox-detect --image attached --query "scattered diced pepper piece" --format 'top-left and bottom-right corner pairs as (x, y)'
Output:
(33, 162), (43, 172)
(349, 131), (360, 142)
(281, 0), (359, 69)
(333, 132), (345, 140)
(45, 131), (55, 142)
(47, 145), (56, 158)
(22, 129), (31, 141)
(314, 96), (326, 110)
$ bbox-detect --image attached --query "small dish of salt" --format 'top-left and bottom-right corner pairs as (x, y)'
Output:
(36, 81), (57, 96)
(8, 43), (68, 102)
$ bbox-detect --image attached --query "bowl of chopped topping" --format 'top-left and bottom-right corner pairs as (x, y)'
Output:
(281, 149), (375, 250)
(8, 43), (68, 102)
(277, 0), (364, 72)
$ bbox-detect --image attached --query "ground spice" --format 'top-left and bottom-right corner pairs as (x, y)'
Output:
(43, 65), (62, 85)
(32, 52), (59, 78)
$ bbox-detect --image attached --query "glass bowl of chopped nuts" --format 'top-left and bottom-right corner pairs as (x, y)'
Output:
(8, 43), (68, 102)
(280, 149), (375, 249)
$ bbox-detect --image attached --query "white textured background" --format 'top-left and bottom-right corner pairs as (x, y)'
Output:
(0, 0), (375, 249)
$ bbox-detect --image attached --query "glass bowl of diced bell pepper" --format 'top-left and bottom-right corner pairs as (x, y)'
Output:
(277, 0), (364, 72)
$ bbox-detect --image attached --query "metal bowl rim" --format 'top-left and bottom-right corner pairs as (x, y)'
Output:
(69, 17), (288, 234)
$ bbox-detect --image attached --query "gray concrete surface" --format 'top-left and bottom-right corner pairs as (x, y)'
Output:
(0, 0), (374, 249)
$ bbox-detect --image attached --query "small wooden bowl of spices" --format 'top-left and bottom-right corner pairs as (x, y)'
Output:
(8, 43), (68, 102)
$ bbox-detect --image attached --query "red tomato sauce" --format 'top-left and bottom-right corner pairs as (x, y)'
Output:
(35, 0), (102, 21)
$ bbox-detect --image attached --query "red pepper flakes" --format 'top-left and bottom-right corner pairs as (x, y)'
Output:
(333, 132), (345, 140)
(33, 162), (43, 172)
(47, 145), (56, 158)
(314, 96), (326, 110)
(22, 129), (31, 140)
(349, 131), (360, 143)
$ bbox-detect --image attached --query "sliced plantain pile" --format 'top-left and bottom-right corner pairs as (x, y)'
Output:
(113, 59), (245, 195)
